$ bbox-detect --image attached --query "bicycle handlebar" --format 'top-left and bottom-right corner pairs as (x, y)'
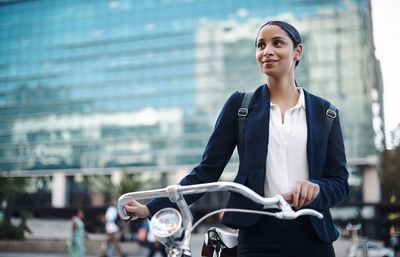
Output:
(117, 181), (323, 221)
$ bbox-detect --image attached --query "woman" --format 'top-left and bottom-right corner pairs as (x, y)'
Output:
(69, 209), (87, 257)
(124, 21), (349, 256)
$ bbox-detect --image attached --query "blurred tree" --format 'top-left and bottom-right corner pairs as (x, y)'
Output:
(94, 171), (154, 204)
(0, 175), (27, 223)
(381, 125), (400, 203)
(0, 175), (31, 239)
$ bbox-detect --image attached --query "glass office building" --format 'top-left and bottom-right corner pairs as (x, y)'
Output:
(0, 0), (383, 206)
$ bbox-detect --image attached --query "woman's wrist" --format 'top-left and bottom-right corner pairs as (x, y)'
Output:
(144, 206), (151, 217)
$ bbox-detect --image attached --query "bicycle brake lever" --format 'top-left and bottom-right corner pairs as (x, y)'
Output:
(294, 209), (323, 219)
(275, 209), (323, 220)
(274, 195), (323, 220)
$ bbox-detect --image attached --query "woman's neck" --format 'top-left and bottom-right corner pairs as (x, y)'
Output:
(267, 76), (298, 105)
(266, 76), (300, 124)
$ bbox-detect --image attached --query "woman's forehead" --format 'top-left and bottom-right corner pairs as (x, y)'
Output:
(257, 25), (289, 40)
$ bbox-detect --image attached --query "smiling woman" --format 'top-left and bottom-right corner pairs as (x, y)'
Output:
(123, 20), (349, 257)
(255, 20), (302, 66)
(255, 22), (303, 95)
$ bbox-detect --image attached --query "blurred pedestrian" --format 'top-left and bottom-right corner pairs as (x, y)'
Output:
(69, 209), (87, 257)
(140, 219), (167, 257)
(390, 225), (399, 255)
(100, 203), (127, 257)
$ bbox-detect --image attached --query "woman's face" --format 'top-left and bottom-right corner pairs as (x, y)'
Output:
(255, 25), (302, 78)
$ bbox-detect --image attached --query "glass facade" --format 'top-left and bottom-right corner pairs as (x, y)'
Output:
(0, 0), (381, 180)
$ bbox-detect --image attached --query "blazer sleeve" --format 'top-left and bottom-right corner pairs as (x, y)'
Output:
(146, 92), (242, 216)
(309, 108), (350, 211)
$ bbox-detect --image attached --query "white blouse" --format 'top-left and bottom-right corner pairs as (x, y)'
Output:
(264, 88), (309, 197)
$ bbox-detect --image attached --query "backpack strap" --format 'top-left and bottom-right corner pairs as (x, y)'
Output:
(237, 96), (336, 152)
(325, 103), (337, 135)
(237, 92), (253, 155)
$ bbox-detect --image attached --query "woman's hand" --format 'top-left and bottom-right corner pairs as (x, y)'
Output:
(282, 180), (320, 210)
(124, 200), (151, 220)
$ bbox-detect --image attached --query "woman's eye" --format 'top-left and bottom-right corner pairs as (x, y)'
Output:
(257, 42), (265, 48)
(273, 40), (283, 46)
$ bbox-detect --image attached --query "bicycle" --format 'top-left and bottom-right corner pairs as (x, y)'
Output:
(346, 223), (394, 257)
(117, 181), (323, 257)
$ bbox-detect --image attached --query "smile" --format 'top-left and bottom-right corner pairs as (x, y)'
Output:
(262, 59), (278, 65)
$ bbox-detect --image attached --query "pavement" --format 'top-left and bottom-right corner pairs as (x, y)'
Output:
(0, 218), (356, 257)
(0, 254), (91, 257)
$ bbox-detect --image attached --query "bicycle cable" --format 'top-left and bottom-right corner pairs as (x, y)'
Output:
(191, 208), (278, 232)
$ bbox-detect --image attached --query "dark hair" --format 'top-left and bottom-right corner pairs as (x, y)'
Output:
(255, 20), (302, 67)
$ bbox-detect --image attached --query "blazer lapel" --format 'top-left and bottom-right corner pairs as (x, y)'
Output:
(304, 90), (315, 178)
(245, 85), (270, 175)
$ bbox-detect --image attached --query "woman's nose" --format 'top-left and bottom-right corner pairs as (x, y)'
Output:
(263, 46), (273, 56)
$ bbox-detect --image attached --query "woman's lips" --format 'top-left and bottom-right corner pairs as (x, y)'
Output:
(263, 59), (277, 65)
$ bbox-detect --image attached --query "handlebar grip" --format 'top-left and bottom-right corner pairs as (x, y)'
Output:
(118, 197), (133, 221)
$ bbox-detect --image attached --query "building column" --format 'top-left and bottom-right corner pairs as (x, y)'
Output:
(362, 165), (381, 203)
(52, 172), (66, 207)
(111, 170), (123, 186)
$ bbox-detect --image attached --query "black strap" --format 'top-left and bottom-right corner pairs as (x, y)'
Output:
(238, 95), (336, 153)
(325, 103), (337, 134)
(237, 92), (253, 155)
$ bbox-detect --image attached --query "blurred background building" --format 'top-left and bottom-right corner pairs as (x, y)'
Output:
(0, 0), (384, 212)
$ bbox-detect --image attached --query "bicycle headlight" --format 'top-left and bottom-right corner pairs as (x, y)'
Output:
(150, 208), (184, 247)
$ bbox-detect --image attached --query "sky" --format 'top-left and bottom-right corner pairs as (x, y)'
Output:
(371, 0), (400, 147)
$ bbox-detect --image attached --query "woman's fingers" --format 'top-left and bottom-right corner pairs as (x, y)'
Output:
(303, 185), (315, 207)
(305, 185), (320, 206)
(292, 182), (302, 209)
(298, 183), (308, 209)
(282, 192), (293, 203)
(123, 200), (150, 219)
(125, 203), (139, 215)
(291, 180), (320, 209)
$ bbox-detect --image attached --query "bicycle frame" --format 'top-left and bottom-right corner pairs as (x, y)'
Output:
(118, 182), (323, 257)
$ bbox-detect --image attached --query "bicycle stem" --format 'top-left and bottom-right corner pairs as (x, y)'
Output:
(167, 185), (193, 257)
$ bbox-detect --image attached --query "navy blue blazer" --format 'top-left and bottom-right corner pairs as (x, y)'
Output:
(147, 84), (349, 243)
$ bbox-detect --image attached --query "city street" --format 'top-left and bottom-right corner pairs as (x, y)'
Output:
(0, 237), (352, 257)
(0, 218), (353, 257)
(3, 218), (384, 257)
